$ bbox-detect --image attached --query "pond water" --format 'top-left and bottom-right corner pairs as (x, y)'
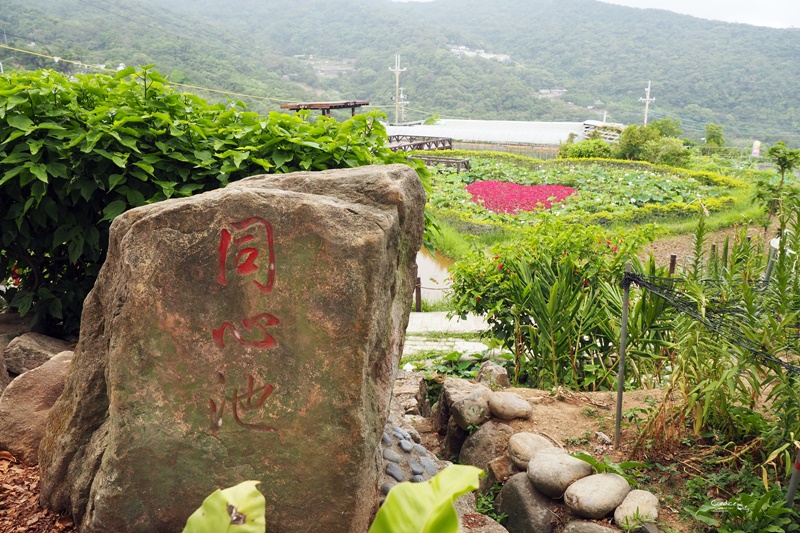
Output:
(416, 249), (454, 301)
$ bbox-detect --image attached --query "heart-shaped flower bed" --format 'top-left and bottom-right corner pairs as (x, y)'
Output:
(466, 181), (577, 214)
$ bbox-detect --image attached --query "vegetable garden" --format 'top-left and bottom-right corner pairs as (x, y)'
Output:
(419, 151), (800, 531)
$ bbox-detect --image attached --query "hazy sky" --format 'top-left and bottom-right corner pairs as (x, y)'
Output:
(598, 0), (800, 28)
(393, 0), (800, 28)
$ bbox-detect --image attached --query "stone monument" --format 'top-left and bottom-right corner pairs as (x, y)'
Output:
(38, 164), (425, 532)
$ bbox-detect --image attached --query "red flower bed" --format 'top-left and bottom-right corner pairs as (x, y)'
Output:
(466, 181), (577, 213)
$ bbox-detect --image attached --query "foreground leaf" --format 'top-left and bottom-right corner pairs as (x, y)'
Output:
(182, 480), (266, 533)
(369, 465), (483, 533)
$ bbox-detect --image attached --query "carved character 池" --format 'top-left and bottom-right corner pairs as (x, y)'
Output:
(209, 374), (276, 433)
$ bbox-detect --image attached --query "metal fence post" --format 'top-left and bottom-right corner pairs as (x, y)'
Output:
(615, 263), (632, 449)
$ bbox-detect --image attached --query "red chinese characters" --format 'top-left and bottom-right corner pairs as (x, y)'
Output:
(212, 313), (280, 351)
(209, 217), (280, 432)
(216, 217), (276, 295)
(209, 374), (276, 433)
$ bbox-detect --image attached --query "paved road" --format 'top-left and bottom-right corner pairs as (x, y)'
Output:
(405, 312), (487, 334)
(403, 312), (490, 357)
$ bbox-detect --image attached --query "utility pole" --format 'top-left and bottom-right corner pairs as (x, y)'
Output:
(639, 81), (655, 126)
(399, 87), (408, 123)
(389, 54), (406, 125)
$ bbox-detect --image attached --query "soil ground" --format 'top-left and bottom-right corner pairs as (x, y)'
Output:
(641, 222), (776, 268)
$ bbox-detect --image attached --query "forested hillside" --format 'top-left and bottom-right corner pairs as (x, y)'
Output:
(2, 0), (799, 144)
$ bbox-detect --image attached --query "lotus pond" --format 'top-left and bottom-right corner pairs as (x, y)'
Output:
(427, 155), (748, 226)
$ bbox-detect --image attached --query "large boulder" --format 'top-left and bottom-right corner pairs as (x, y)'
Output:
(0, 313), (29, 392)
(2, 332), (71, 375)
(0, 351), (73, 464)
(496, 473), (557, 533)
(38, 165), (425, 533)
(459, 421), (514, 470)
(432, 377), (491, 432)
(0, 350), (8, 392)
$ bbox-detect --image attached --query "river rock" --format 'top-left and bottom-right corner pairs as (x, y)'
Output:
(527, 449), (593, 498)
(496, 473), (557, 533)
(38, 165), (425, 533)
(488, 391), (533, 420)
(0, 351), (73, 465)
(432, 377), (491, 433)
(2, 332), (71, 374)
(475, 360), (511, 389)
(563, 520), (618, 533)
(507, 432), (555, 469)
(564, 473), (631, 520)
(452, 388), (492, 430)
(614, 489), (659, 527)
(459, 421), (514, 470)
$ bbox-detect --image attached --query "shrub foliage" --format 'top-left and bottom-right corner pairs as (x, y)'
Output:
(0, 67), (421, 336)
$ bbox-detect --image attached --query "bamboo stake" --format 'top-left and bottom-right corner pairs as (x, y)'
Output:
(615, 263), (632, 449)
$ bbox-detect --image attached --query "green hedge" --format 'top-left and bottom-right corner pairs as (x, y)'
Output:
(0, 67), (422, 336)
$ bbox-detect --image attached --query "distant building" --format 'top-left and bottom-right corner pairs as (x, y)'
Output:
(448, 45), (510, 62)
(537, 89), (568, 99)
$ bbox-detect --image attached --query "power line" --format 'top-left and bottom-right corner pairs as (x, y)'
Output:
(0, 43), (301, 105)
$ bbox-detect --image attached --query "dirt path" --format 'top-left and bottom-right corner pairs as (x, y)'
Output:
(641, 222), (776, 270)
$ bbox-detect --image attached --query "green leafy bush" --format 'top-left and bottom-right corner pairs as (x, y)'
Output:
(449, 216), (664, 389)
(558, 138), (612, 159)
(686, 489), (799, 533)
(570, 452), (646, 487)
(0, 67), (423, 336)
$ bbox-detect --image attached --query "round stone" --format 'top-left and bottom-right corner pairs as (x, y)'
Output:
(399, 440), (413, 453)
(413, 443), (428, 455)
(381, 431), (393, 447)
(386, 462), (405, 482)
(383, 449), (402, 463)
(507, 432), (554, 469)
(527, 450), (592, 498)
(488, 391), (533, 420)
(408, 459), (424, 475)
(614, 489), (659, 527)
(381, 482), (396, 495)
(410, 475), (426, 483)
(564, 473), (631, 519)
(420, 456), (437, 476)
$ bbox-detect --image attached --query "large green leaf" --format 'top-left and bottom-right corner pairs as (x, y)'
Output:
(182, 480), (266, 533)
(368, 465), (483, 533)
(7, 114), (34, 131)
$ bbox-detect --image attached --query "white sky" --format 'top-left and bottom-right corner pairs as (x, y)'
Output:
(393, 0), (800, 28)
(598, 0), (800, 28)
